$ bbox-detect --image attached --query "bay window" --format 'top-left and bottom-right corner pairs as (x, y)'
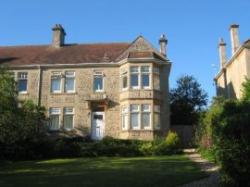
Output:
(122, 104), (157, 130)
(49, 107), (60, 130)
(65, 71), (75, 93)
(18, 72), (28, 93)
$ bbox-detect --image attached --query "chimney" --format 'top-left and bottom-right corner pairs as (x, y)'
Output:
(218, 38), (227, 69)
(229, 24), (240, 55)
(52, 24), (66, 48)
(159, 34), (168, 57)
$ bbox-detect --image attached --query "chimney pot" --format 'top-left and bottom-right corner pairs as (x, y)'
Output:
(159, 34), (168, 57)
(52, 24), (66, 48)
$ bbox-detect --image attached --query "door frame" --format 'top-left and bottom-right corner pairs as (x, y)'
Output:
(91, 111), (105, 140)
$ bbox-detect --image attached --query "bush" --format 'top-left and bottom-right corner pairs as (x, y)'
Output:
(198, 96), (250, 186)
(165, 131), (180, 150)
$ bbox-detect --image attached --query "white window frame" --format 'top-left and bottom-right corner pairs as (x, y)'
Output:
(121, 71), (128, 91)
(63, 107), (74, 130)
(51, 72), (62, 93)
(141, 66), (151, 89)
(64, 71), (75, 93)
(17, 72), (28, 94)
(141, 104), (151, 130)
(130, 66), (140, 90)
(121, 106), (129, 130)
(130, 104), (140, 130)
(49, 107), (61, 131)
(93, 71), (104, 92)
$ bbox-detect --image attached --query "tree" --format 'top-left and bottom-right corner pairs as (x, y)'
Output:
(0, 67), (48, 160)
(170, 75), (208, 125)
(241, 77), (250, 101)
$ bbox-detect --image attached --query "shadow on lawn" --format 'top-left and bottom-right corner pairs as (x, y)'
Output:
(0, 156), (207, 187)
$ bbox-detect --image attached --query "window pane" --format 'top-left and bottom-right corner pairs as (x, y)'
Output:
(65, 77), (75, 92)
(64, 107), (74, 114)
(154, 113), (160, 129)
(94, 76), (103, 91)
(131, 74), (138, 87)
(142, 74), (149, 87)
(18, 80), (27, 92)
(18, 72), (27, 79)
(142, 104), (150, 112)
(131, 113), (139, 129)
(51, 77), (61, 92)
(122, 106), (128, 113)
(122, 76), (128, 88)
(50, 115), (59, 130)
(50, 108), (60, 114)
(130, 104), (139, 112)
(130, 66), (138, 73)
(64, 115), (73, 129)
(142, 113), (150, 129)
(141, 66), (150, 73)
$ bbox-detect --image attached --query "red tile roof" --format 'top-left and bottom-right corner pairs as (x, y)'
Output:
(0, 43), (130, 66)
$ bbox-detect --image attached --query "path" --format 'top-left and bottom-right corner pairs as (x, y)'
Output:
(179, 149), (220, 187)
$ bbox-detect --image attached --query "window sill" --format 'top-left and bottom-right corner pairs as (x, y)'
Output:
(50, 92), (77, 95)
(18, 91), (28, 95)
(121, 129), (155, 132)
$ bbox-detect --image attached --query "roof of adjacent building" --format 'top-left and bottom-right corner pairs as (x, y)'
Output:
(0, 36), (168, 67)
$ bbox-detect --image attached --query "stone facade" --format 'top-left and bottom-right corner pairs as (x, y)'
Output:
(214, 25), (250, 99)
(0, 25), (171, 140)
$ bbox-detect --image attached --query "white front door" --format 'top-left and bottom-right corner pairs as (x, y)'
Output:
(91, 112), (105, 140)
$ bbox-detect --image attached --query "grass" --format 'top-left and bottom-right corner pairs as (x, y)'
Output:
(0, 155), (207, 187)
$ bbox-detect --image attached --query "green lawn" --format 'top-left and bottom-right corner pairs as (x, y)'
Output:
(0, 155), (207, 187)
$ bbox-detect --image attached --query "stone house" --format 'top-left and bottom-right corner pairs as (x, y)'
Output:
(214, 24), (250, 99)
(0, 24), (171, 140)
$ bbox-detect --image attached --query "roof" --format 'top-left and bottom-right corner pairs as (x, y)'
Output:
(0, 36), (169, 67)
(0, 43), (130, 66)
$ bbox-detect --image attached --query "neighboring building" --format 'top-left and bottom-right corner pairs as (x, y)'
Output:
(0, 24), (171, 140)
(214, 24), (250, 99)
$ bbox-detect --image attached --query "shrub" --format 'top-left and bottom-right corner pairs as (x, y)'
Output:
(165, 131), (180, 150)
(199, 96), (250, 186)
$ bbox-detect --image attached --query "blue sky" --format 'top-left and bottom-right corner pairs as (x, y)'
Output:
(1, 0), (250, 102)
